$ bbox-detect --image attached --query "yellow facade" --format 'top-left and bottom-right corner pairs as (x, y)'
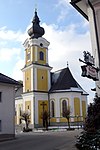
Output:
(25, 47), (31, 66)
(25, 46), (37, 66)
(50, 118), (56, 123)
(38, 100), (48, 124)
(25, 101), (31, 123)
(32, 46), (35, 62)
(74, 98), (81, 121)
(25, 46), (46, 66)
(38, 47), (46, 65)
(25, 68), (31, 92)
(60, 118), (67, 122)
(37, 69), (48, 91)
(82, 101), (86, 119)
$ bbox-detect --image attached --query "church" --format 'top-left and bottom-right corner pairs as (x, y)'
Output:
(15, 10), (88, 128)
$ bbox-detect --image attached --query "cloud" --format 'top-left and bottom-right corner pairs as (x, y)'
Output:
(0, 26), (27, 43)
(57, 9), (69, 23)
(54, 0), (71, 23)
(43, 22), (92, 69)
(0, 47), (21, 61)
(0, 26), (27, 80)
(57, 0), (70, 7)
(0, 26), (28, 63)
(12, 58), (24, 80)
(42, 22), (95, 102)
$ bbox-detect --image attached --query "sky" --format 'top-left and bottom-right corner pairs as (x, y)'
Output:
(0, 0), (95, 103)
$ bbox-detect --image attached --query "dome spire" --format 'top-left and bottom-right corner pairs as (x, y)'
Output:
(28, 9), (45, 39)
(67, 61), (69, 68)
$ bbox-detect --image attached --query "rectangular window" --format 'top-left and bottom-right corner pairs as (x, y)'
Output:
(0, 92), (2, 102)
(0, 120), (1, 132)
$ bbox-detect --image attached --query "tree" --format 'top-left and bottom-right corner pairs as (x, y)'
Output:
(63, 109), (70, 129)
(21, 110), (31, 130)
(85, 95), (100, 132)
(76, 95), (100, 149)
(18, 80), (23, 84)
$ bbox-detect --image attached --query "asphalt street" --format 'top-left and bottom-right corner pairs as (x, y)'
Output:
(0, 130), (81, 150)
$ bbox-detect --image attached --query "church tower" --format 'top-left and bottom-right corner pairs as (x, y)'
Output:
(22, 10), (52, 127)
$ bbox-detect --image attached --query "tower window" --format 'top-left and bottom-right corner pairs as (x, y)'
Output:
(27, 52), (31, 61)
(39, 51), (44, 60)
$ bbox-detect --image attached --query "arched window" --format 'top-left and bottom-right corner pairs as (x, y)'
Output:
(51, 101), (55, 117)
(19, 107), (22, 116)
(62, 100), (67, 117)
(39, 51), (44, 60)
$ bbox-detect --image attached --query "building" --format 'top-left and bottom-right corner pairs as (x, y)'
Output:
(70, 0), (100, 96)
(15, 10), (88, 128)
(0, 73), (22, 139)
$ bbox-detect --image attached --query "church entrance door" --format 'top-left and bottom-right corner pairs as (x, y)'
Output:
(38, 100), (48, 125)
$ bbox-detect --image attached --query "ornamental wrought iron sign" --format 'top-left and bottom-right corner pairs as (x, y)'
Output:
(79, 51), (99, 81)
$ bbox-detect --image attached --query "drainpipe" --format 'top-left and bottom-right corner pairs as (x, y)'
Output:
(88, 0), (100, 67)
(48, 93), (50, 126)
(33, 95), (35, 128)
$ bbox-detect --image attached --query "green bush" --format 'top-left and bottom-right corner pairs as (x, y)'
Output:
(76, 130), (100, 150)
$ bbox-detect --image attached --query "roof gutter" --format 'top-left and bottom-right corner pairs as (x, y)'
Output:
(70, 0), (88, 20)
(88, 0), (100, 67)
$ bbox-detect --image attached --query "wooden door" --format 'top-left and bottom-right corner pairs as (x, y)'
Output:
(38, 100), (48, 125)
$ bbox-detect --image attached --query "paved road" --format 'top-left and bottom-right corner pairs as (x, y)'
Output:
(0, 130), (81, 150)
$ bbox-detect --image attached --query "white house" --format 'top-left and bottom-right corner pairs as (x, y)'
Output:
(0, 73), (22, 139)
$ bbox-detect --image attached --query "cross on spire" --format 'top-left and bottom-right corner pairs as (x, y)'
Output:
(35, 3), (37, 13)
(67, 61), (69, 68)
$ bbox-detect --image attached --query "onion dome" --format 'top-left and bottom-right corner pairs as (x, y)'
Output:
(28, 10), (45, 38)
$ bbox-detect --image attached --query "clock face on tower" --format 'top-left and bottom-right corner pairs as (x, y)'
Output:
(40, 43), (43, 47)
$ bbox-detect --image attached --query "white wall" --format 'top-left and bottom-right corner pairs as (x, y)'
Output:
(50, 92), (87, 119)
(22, 92), (34, 126)
(0, 83), (15, 135)
(87, 1), (100, 96)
